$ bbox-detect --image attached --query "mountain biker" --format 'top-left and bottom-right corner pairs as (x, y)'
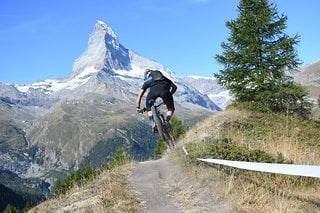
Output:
(136, 68), (177, 132)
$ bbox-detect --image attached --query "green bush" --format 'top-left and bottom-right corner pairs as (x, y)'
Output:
(108, 147), (129, 169)
(53, 165), (96, 196)
(185, 138), (289, 165)
(154, 139), (167, 159)
(3, 204), (18, 213)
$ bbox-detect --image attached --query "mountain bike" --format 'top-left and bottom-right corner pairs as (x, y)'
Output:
(139, 99), (175, 149)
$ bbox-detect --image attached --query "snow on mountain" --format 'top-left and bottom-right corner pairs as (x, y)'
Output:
(70, 20), (130, 78)
(182, 76), (232, 109)
(128, 50), (177, 79)
(17, 66), (99, 94)
(13, 20), (223, 111)
(2, 20), (226, 116)
(0, 83), (26, 99)
(114, 65), (144, 79)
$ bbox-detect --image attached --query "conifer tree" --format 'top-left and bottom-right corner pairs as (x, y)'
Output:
(215, 0), (310, 116)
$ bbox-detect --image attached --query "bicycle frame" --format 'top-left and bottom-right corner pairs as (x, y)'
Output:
(141, 99), (175, 149)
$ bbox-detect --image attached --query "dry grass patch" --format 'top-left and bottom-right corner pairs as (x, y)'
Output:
(216, 110), (320, 165)
(173, 151), (320, 212)
(182, 109), (249, 144)
(163, 153), (229, 212)
(174, 108), (320, 212)
(99, 163), (144, 212)
(29, 163), (144, 213)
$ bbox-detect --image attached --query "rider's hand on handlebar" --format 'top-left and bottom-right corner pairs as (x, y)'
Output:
(136, 107), (146, 114)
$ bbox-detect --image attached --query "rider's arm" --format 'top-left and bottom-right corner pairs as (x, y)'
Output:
(170, 82), (177, 95)
(137, 76), (152, 108)
(136, 89), (146, 108)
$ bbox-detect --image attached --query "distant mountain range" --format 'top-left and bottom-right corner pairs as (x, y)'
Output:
(0, 20), (227, 201)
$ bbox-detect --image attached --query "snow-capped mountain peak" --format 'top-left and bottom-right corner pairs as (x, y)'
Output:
(95, 20), (117, 40)
(13, 20), (225, 111)
(69, 20), (130, 79)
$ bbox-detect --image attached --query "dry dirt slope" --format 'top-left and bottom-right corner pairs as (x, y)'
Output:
(28, 155), (228, 212)
(130, 155), (228, 213)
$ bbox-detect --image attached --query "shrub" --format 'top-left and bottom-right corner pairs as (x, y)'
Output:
(3, 204), (18, 213)
(108, 147), (129, 169)
(154, 139), (167, 159)
(53, 165), (96, 196)
(185, 138), (289, 165)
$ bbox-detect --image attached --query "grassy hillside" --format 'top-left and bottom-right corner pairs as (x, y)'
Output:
(29, 107), (320, 212)
(173, 107), (320, 212)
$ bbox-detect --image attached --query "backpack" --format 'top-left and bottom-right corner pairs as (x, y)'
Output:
(150, 70), (165, 82)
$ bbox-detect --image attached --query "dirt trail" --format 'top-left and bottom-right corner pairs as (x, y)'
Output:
(130, 154), (228, 213)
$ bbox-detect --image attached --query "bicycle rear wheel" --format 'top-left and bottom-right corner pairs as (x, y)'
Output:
(151, 105), (165, 139)
(162, 122), (175, 149)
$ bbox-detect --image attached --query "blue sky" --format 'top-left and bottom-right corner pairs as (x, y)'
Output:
(0, 0), (319, 84)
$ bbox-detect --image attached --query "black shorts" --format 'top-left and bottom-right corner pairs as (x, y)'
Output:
(146, 83), (175, 112)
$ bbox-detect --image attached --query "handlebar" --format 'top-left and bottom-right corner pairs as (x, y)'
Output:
(138, 99), (164, 114)
(138, 107), (147, 114)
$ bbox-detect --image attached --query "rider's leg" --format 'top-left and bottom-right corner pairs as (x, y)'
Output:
(162, 92), (175, 122)
(147, 111), (154, 125)
(146, 92), (158, 132)
(147, 110), (158, 132)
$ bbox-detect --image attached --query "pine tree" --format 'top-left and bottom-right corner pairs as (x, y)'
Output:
(214, 0), (310, 116)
